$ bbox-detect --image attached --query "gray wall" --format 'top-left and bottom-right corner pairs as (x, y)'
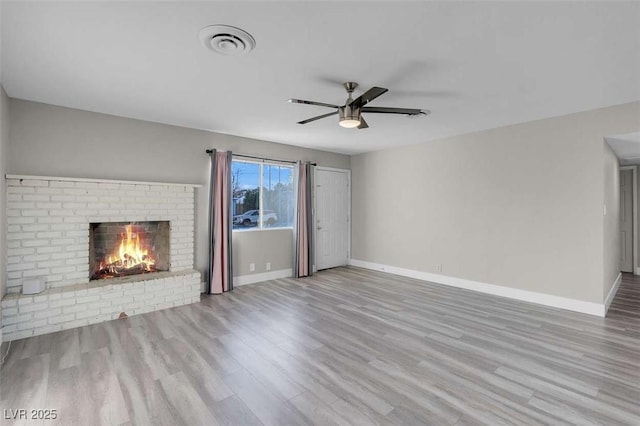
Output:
(0, 87), (8, 299)
(352, 101), (640, 304)
(7, 99), (350, 281)
(233, 229), (293, 276)
(602, 141), (620, 299)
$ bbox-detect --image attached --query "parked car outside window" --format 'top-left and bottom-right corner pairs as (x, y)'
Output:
(233, 210), (278, 227)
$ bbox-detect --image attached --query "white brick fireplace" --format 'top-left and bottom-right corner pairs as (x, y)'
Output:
(1, 175), (202, 341)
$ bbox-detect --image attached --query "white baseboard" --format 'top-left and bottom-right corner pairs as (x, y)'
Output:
(604, 273), (622, 314)
(349, 259), (606, 317)
(234, 269), (292, 286)
(635, 267), (640, 275)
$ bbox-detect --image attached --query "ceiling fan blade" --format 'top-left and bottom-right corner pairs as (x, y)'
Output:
(297, 110), (338, 124)
(288, 99), (340, 109)
(357, 116), (369, 129)
(349, 87), (388, 108)
(362, 106), (426, 116)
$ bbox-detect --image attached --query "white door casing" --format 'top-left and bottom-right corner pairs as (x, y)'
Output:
(315, 168), (350, 270)
(620, 168), (633, 273)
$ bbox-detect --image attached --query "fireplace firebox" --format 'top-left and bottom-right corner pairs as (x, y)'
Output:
(89, 221), (170, 280)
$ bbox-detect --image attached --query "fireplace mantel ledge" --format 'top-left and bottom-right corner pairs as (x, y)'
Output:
(6, 174), (203, 188)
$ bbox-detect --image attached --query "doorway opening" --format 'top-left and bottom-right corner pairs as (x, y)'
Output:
(620, 166), (637, 274)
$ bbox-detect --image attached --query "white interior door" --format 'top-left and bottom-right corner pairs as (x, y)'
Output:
(620, 169), (633, 273)
(315, 168), (349, 270)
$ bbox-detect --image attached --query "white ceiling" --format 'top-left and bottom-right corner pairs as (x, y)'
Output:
(2, 1), (639, 155)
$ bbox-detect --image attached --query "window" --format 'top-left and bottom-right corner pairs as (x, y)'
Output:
(232, 160), (294, 230)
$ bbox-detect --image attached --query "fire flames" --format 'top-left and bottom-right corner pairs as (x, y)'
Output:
(95, 225), (156, 279)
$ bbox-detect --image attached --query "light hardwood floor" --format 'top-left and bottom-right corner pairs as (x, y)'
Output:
(1, 267), (639, 425)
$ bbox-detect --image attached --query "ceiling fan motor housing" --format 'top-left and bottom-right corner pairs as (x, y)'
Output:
(339, 104), (360, 122)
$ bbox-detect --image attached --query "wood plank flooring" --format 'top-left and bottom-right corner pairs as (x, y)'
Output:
(1, 267), (639, 425)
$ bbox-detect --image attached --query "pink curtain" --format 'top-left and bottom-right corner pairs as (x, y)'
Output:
(208, 150), (233, 294)
(294, 161), (313, 277)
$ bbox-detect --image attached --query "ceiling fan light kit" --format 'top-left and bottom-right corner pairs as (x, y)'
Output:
(339, 106), (361, 128)
(288, 82), (428, 129)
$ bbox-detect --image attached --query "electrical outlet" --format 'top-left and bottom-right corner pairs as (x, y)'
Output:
(266, 262), (271, 271)
(249, 263), (255, 272)
(436, 263), (442, 273)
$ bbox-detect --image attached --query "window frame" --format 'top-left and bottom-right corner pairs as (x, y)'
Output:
(232, 158), (294, 232)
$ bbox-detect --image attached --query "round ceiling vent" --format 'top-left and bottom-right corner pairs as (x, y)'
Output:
(199, 25), (256, 56)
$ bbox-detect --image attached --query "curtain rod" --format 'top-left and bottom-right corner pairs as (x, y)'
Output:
(205, 149), (316, 166)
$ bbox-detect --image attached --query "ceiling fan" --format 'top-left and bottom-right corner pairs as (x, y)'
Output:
(288, 82), (429, 129)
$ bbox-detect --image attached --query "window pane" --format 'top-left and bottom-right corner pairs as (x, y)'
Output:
(232, 161), (260, 229)
(262, 164), (294, 228)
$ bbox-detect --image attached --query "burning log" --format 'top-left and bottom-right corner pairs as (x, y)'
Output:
(91, 261), (155, 280)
